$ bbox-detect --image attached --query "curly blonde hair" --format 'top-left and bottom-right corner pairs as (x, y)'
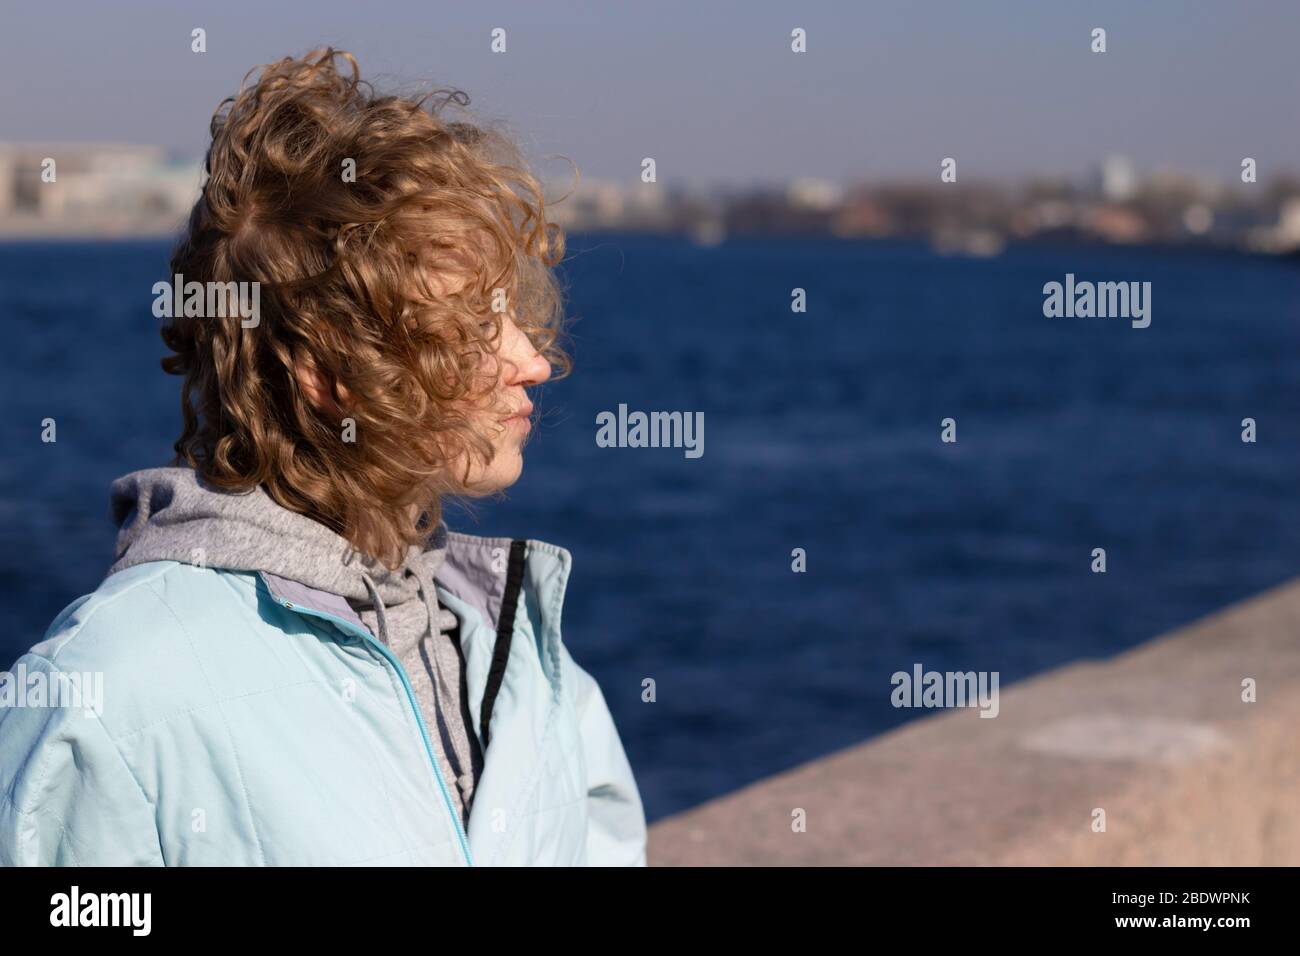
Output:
(163, 48), (570, 568)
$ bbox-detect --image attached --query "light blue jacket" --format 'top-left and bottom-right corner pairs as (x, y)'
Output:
(0, 532), (647, 865)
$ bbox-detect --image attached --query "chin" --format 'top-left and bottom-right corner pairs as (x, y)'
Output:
(469, 449), (524, 495)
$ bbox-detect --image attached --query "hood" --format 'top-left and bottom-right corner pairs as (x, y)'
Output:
(107, 466), (456, 640)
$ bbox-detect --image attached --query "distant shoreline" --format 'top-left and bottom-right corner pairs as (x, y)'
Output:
(1, 228), (1290, 266)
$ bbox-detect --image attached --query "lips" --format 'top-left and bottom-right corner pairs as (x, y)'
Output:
(501, 402), (534, 423)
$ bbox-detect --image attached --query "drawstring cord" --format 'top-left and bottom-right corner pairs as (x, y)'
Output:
(361, 563), (473, 806)
(360, 572), (389, 644)
(359, 564), (458, 648)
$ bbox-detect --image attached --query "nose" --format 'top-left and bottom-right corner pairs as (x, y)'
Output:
(500, 315), (552, 387)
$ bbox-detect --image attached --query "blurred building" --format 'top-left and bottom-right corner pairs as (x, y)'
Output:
(0, 143), (202, 237)
(1095, 155), (1139, 202)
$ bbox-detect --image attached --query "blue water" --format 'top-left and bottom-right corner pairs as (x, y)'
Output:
(2, 234), (1299, 821)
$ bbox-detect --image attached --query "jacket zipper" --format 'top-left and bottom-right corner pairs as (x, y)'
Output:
(271, 595), (475, 867)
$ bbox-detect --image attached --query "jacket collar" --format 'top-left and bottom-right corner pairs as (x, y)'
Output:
(256, 531), (572, 646)
(259, 571), (367, 629)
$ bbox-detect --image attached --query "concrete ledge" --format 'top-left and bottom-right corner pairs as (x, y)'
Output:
(648, 578), (1300, 865)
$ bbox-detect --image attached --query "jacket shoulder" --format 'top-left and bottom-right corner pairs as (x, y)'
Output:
(26, 561), (276, 736)
(36, 561), (224, 667)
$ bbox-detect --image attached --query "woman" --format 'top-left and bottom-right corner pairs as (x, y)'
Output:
(0, 48), (646, 866)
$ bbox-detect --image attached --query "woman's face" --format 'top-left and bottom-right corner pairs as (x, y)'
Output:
(422, 239), (553, 494)
(458, 310), (552, 493)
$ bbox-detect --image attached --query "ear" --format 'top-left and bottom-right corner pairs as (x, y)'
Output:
(295, 357), (350, 416)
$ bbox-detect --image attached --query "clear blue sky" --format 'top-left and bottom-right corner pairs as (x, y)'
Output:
(2, 0), (1296, 187)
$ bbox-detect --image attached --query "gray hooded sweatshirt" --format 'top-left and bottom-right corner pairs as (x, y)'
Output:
(106, 466), (483, 829)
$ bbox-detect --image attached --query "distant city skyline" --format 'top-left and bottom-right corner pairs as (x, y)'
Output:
(5, 139), (1297, 255)
(1, 0), (1297, 189)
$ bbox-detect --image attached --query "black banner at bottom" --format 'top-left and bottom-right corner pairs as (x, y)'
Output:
(0, 865), (1278, 940)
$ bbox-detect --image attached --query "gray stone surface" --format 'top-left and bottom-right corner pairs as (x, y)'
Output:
(648, 578), (1300, 865)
